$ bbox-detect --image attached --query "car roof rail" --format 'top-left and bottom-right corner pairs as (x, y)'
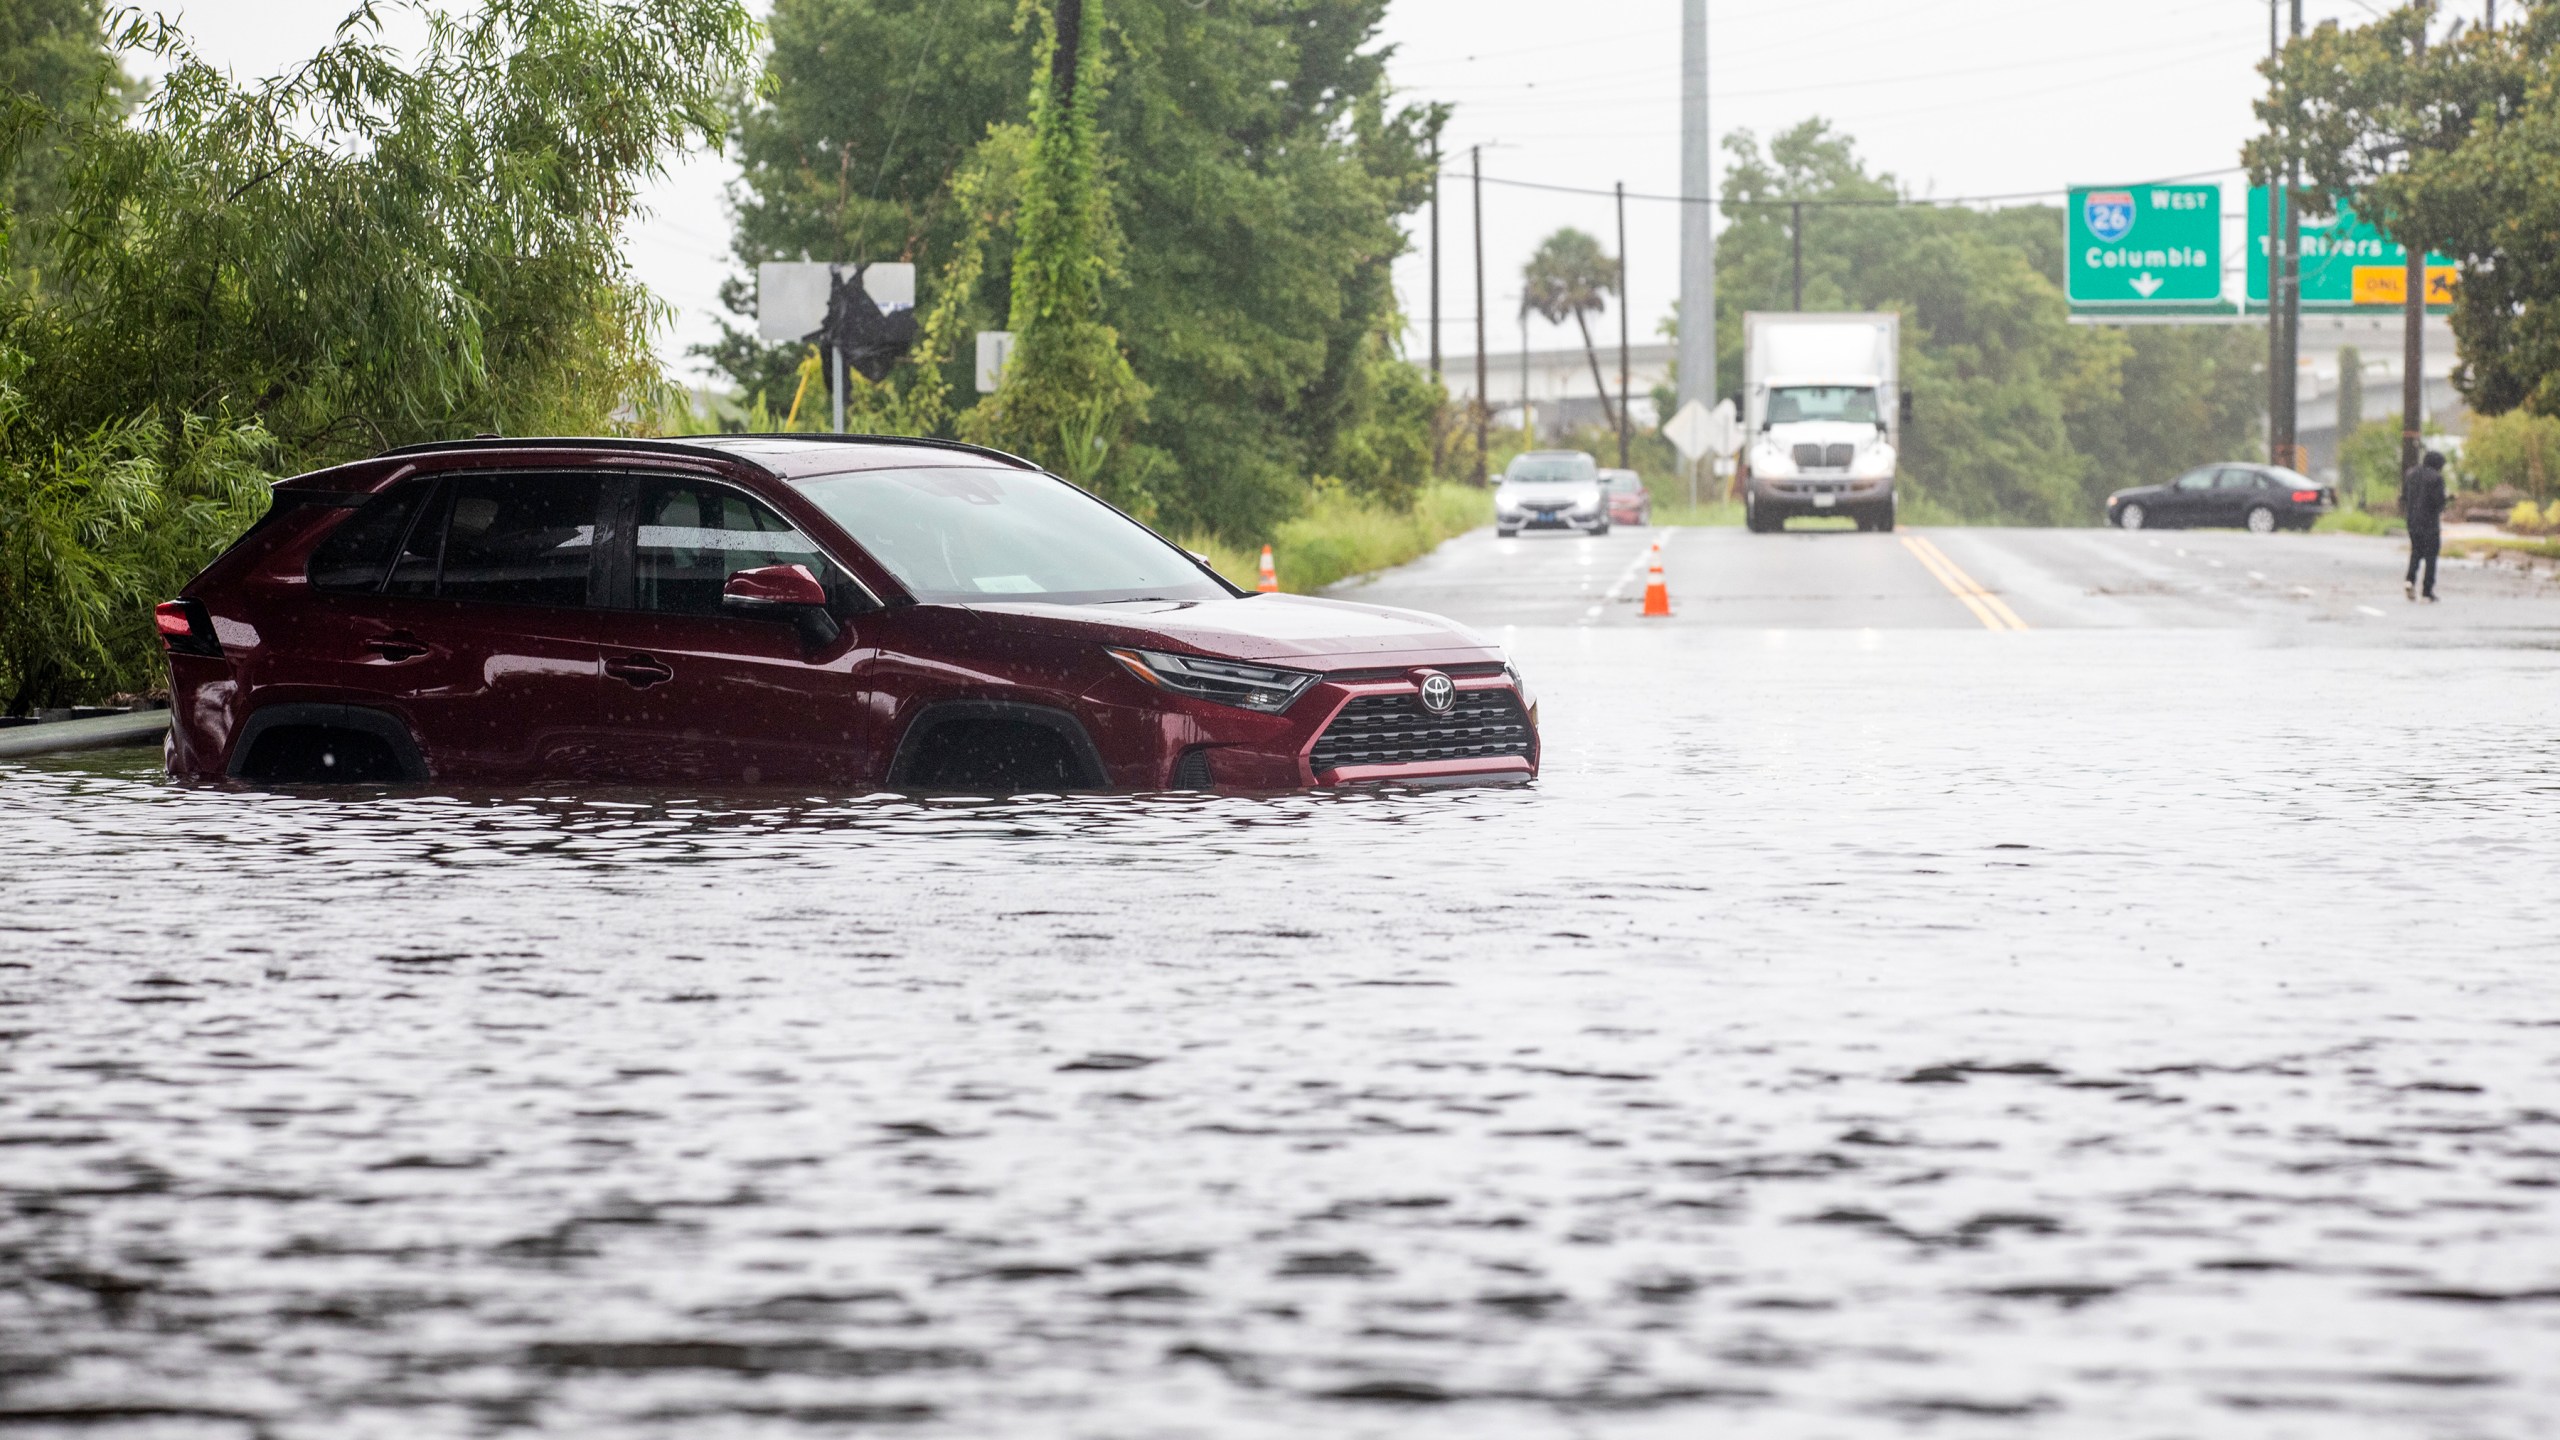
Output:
(712, 433), (1041, 469)
(375, 436), (770, 466)
(377, 433), (1041, 471)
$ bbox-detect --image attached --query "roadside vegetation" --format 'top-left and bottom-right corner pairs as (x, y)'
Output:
(0, 0), (756, 713)
(1187, 483), (1485, 596)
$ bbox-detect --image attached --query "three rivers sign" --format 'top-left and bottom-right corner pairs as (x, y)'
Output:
(2066, 183), (2229, 316)
(2245, 188), (2455, 314)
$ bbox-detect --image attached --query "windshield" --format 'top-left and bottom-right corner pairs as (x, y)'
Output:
(1767, 386), (1880, 426)
(1503, 454), (1596, 485)
(795, 466), (1228, 605)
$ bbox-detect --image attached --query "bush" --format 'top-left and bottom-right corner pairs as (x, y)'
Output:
(2508, 500), (2547, 534)
(1187, 481), (1488, 595)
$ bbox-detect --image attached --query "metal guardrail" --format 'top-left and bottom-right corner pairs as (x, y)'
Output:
(0, 710), (172, 759)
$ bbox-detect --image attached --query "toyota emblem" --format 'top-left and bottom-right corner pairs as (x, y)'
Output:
(1414, 670), (1456, 715)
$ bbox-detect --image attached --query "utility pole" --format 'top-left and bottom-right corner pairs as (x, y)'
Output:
(2403, 5), (2431, 476)
(1472, 145), (1488, 486)
(1616, 180), (1631, 469)
(1677, 0), (1713, 415)
(1791, 200), (1804, 311)
(1428, 138), (1441, 383)
(2281, 0), (2304, 471)
(2266, 0), (2285, 466)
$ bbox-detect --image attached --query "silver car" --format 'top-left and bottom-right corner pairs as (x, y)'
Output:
(1494, 451), (1609, 538)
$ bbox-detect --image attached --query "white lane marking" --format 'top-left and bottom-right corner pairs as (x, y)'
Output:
(2356, 604), (2386, 617)
(2248, 570), (2267, 582)
(1582, 529), (1674, 626)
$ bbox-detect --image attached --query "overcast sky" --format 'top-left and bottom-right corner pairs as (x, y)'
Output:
(149, 0), (2467, 382)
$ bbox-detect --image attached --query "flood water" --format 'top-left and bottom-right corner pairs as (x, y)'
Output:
(4, 628), (2557, 1438)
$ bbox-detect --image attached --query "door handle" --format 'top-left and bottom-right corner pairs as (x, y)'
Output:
(363, 631), (428, 662)
(604, 653), (674, 689)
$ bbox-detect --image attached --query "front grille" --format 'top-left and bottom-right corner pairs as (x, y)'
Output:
(1325, 662), (1508, 683)
(1308, 688), (1533, 772)
(1825, 442), (1854, 468)
(1793, 442), (1855, 469)
(1792, 443), (1822, 468)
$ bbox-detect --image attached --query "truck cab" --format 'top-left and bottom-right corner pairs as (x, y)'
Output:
(1740, 312), (1902, 533)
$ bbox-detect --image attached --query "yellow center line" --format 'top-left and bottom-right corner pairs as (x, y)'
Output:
(1900, 533), (2030, 631)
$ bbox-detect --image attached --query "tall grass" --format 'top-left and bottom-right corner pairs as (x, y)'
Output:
(1187, 482), (1489, 594)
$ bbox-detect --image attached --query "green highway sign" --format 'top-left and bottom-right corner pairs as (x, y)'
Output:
(2067, 184), (2228, 313)
(2246, 188), (2454, 314)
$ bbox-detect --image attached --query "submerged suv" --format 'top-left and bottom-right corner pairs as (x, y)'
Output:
(159, 436), (1537, 790)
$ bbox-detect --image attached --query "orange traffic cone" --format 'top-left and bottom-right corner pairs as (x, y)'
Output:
(1640, 541), (1671, 617)
(1257, 545), (1279, 593)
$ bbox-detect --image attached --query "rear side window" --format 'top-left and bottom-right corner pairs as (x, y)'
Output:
(308, 483), (431, 592)
(436, 475), (603, 607)
(634, 479), (836, 615)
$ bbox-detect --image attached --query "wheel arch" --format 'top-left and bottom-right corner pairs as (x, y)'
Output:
(226, 702), (431, 782)
(886, 700), (1110, 791)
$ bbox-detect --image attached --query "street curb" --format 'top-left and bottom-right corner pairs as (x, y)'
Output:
(0, 710), (171, 759)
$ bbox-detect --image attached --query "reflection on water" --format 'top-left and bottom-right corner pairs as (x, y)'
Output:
(3, 630), (2557, 1438)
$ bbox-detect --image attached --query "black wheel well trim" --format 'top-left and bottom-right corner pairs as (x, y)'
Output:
(227, 702), (431, 782)
(885, 700), (1111, 790)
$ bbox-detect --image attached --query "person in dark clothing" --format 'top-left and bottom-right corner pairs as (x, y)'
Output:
(2402, 449), (2448, 602)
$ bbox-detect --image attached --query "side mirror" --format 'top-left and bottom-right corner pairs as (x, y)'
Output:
(723, 564), (840, 646)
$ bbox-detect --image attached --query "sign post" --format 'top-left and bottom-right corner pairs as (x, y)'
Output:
(2066, 184), (2231, 317)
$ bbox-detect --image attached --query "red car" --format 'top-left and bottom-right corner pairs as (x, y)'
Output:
(1598, 467), (1652, 527)
(157, 436), (1537, 790)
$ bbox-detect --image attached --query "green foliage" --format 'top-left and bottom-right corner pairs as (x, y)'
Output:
(2462, 405), (2560, 499)
(717, 0), (1440, 540)
(0, 0), (135, 237)
(1184, 481), (1486, 596)
(959, 0), (1150, 507)
(1705, 120), (2260, 523)
(2257, 6), (2560, 419)
(2314, 506), (2391, 534)
(0, 0), (758, 708)
(0, 345), (269, 711)
(2338, 417), (2408, 509)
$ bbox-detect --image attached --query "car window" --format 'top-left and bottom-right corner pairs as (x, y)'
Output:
(2215, 469), (2260, 490)
(2174, 470), (2216, 491)
(308, 482), (432, 593)
(634, 480), (844, 615)
(796, 466), (1226, 606)
(384, 482), (451, 598)
(435, 475), (603, 607)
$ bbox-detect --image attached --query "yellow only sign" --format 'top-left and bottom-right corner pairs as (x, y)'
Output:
(2351, 265), (2460, 305)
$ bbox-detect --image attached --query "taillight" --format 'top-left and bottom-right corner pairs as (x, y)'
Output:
(2291, 490), (2320, 503)
(156, 599), (222, 657)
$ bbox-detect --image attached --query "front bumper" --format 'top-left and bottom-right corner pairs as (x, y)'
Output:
(1750, 474), (1892, 514)
(1092, 662), (1539, 790)
(1499, 507), (1606, 530)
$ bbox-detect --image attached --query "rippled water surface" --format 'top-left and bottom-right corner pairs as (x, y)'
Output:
(4, 629), (2557, 1439)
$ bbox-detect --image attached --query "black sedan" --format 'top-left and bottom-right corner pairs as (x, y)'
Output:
(2107, 464), (2336, 533)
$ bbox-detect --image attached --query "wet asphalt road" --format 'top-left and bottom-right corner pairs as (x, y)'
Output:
(1336, 521), (2560, 635)
(4, 522), (2558, 1439)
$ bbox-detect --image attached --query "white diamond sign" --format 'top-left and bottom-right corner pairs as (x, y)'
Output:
(1664, 398), (1738, 462)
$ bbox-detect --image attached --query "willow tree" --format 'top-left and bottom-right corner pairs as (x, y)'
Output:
(0, 0), (758, 710)
(959, 0), (1149, 509)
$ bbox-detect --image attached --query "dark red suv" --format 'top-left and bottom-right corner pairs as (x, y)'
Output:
(158, 436), (1537, 790)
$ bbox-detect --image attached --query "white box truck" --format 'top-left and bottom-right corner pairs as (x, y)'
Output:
(1739, 312), (1903, 533)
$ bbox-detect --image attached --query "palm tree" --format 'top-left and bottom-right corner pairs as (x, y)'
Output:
(1522, 228), (1621, 431)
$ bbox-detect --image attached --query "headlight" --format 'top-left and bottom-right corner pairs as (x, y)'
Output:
(1107, 647), (1317, 714)
(1852, 442), (1896, 479)
(1753, 442), (1794, 477)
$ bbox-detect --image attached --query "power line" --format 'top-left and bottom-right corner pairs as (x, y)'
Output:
(1444, 165), (2249, 210)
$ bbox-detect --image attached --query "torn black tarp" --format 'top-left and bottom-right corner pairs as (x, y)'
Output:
(818, 264), (920, 386)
